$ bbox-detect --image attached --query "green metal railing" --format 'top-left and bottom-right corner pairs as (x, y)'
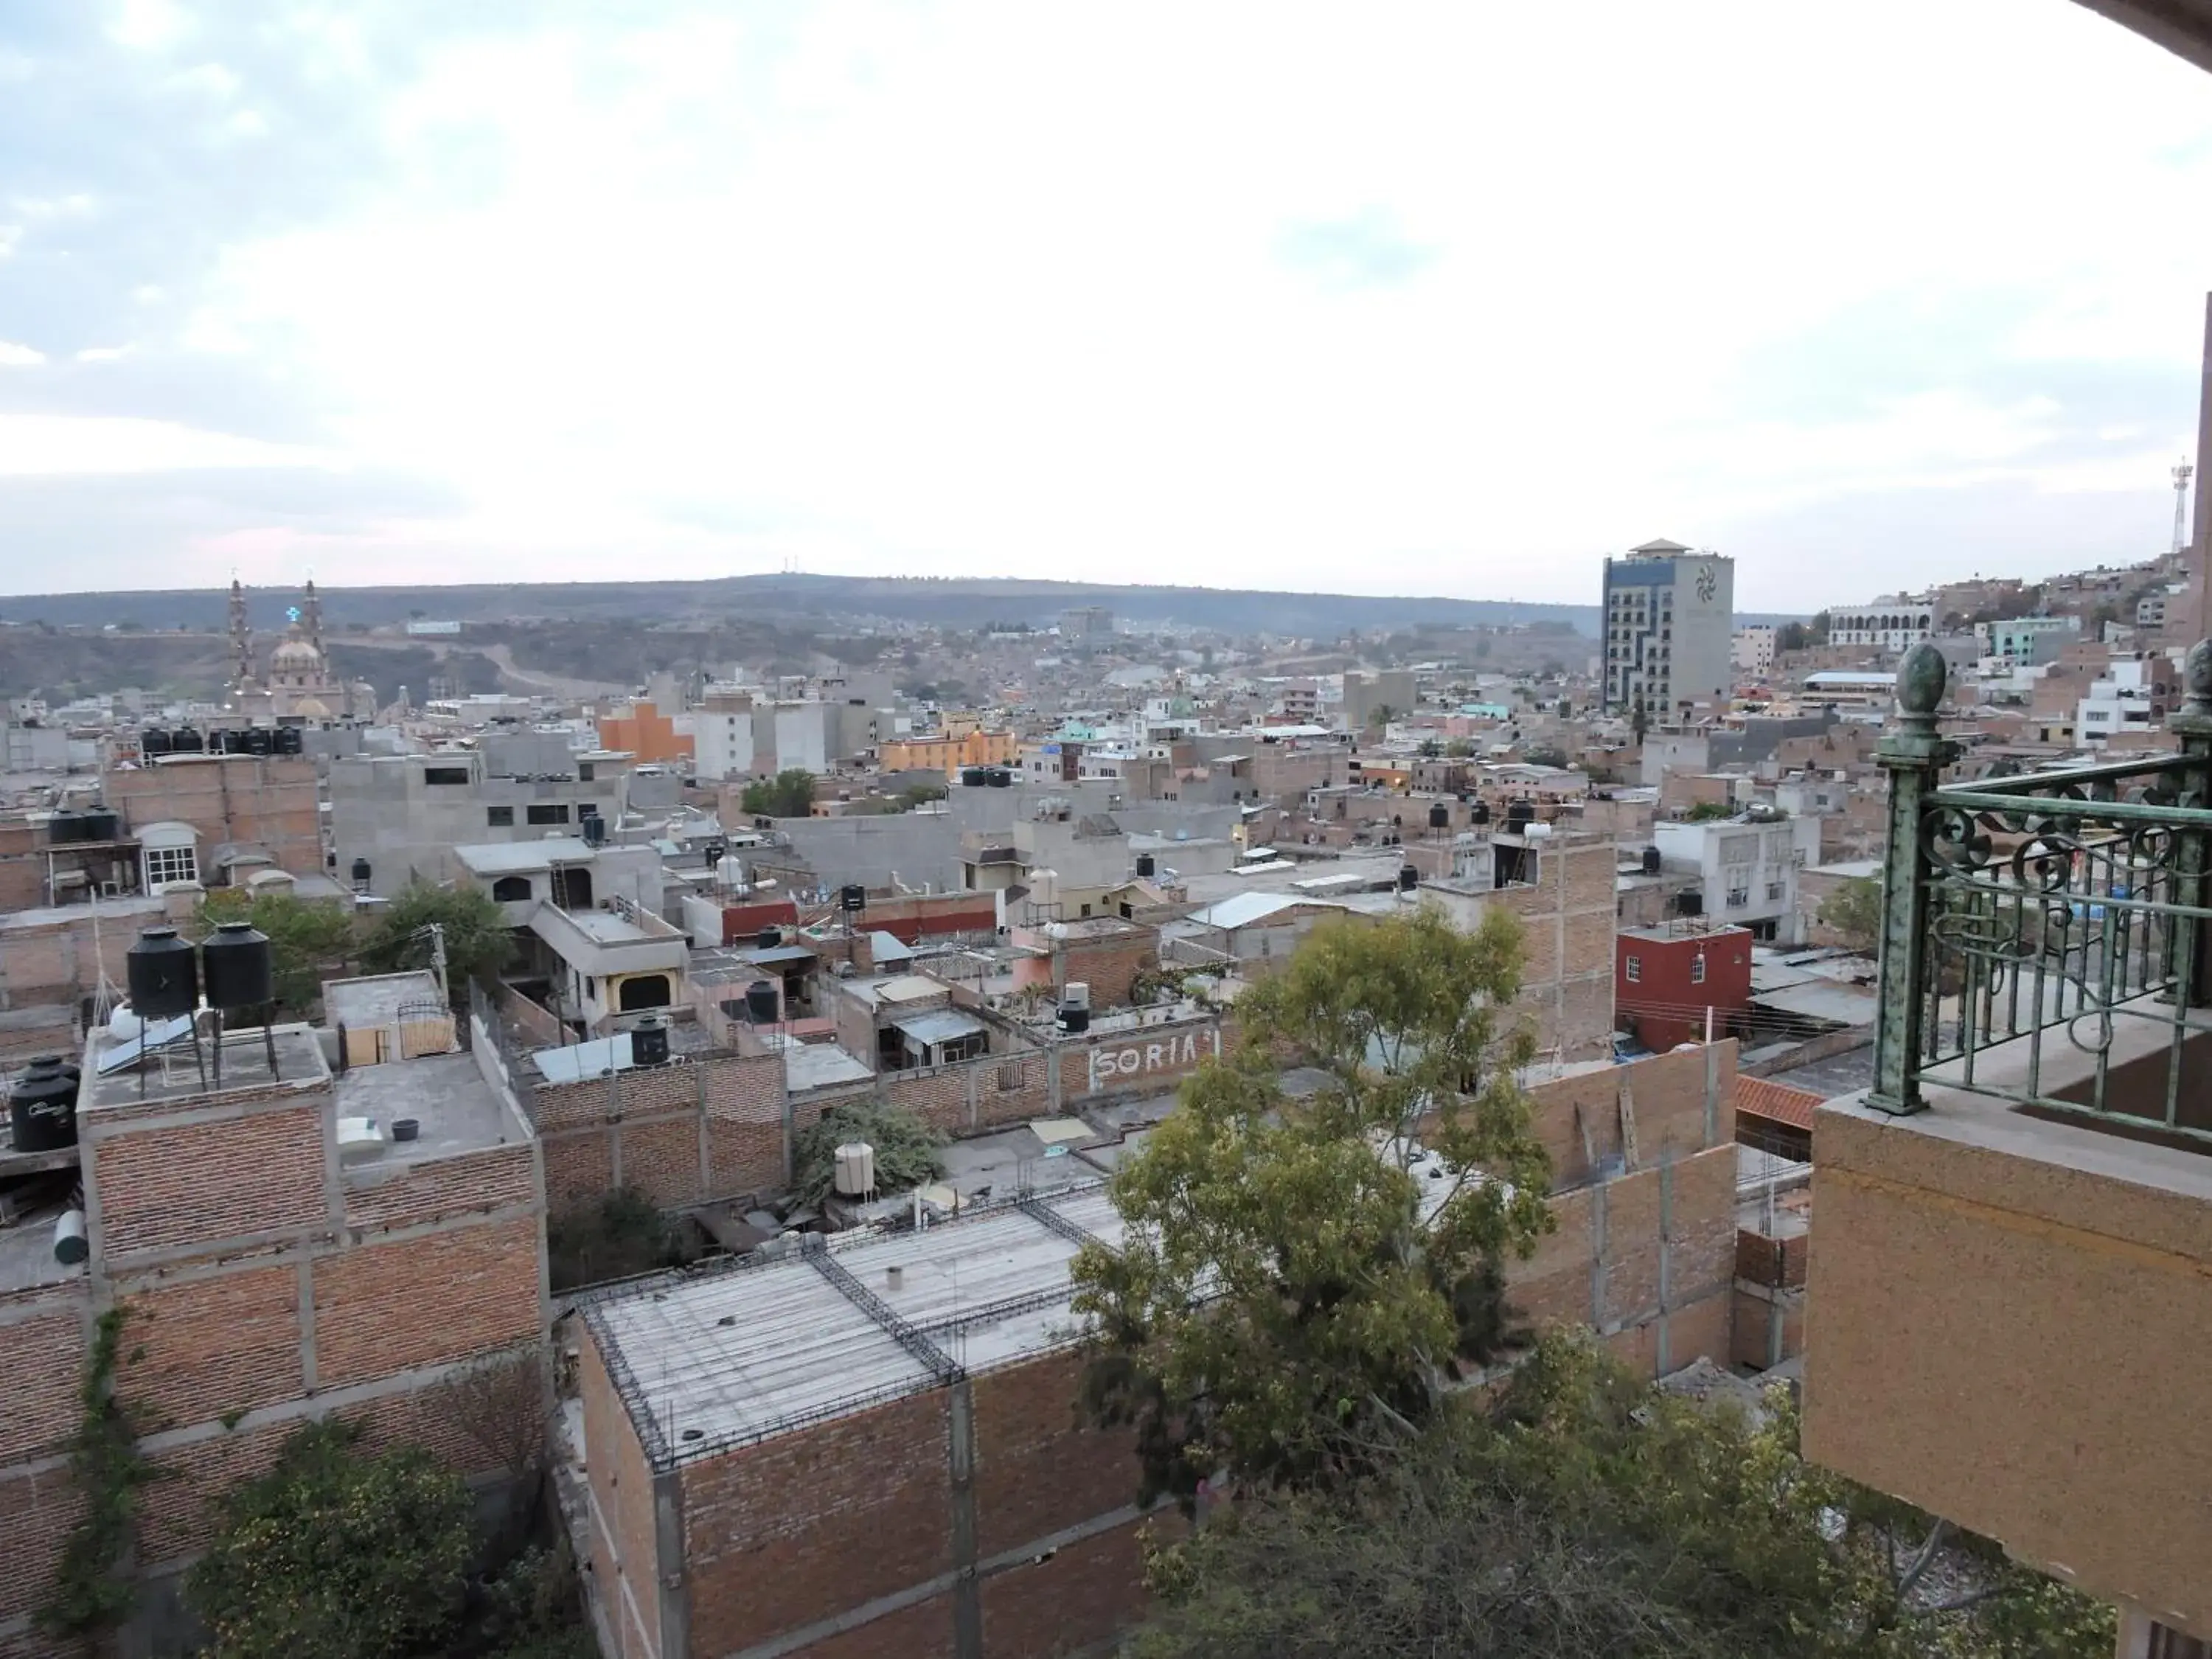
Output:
(1868, 641), (2212, 1146)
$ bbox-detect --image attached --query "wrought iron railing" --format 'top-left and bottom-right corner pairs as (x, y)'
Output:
(1869, 643), (2212, 1147)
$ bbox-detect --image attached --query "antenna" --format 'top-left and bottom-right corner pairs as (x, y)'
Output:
(2175, 462), (2195, 557)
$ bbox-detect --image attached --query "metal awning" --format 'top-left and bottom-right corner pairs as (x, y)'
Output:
(891, 1009), (987, 1047)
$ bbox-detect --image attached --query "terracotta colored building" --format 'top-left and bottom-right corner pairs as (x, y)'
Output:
(598, 700), (693, 767)
(1616, 921), (1753, 1052)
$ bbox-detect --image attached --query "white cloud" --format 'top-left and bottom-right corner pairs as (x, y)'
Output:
(75, 346), (132, 363)
(107, 0), (191, 52)
(0, 341), (46, 367)
(35, 0), (2212, 602)
(0, 413), (331, 477)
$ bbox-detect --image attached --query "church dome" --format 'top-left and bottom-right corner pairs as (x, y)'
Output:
(291, 696), (332, 719)
(271, 637), (322, 672)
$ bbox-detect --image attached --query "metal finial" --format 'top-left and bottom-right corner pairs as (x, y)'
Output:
(1895, 642), (1947, 731)
(2185, 638), (2212, 720)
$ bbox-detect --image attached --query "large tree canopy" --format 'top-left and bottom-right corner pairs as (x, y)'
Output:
(1071, 907), (1554, 1505)
(1127, 1332), (2115, 1659)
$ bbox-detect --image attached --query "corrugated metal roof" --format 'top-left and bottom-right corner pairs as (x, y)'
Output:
(891, 1009), (987, 1046)
(1190, 891), (1307, 931)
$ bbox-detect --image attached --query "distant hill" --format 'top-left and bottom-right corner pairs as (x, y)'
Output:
(0, 572), (1805, 640)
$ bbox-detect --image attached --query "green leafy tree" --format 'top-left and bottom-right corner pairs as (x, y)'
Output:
(197, 889), (356, 1018)
(186, 1417), (476, 1659)
(1776, 620), (1812, 653)
(792, 1099), (945, 1207)
(1685, 800), (1734, 821)
(1443, 739), (1474, 758)
(1127, 1330), (2114, 1659)
(358, 880), (512, 1000)
(1631, 696), (1649, 744)
(1071, 908), (1553, 1506)
(1523, 743), (1571, 769)
(898, 782), (949, 809)
(740, 768), (818, 818)
(1819, 874), (1884, 953)
(1809, 608), (1834, 644)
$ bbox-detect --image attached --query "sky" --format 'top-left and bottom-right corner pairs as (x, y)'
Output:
(4, 1), (2212, 611)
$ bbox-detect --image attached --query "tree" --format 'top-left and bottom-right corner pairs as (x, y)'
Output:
(1523, 744), (1571, 770)
(196, 889), (356, 1018)
(358, 880), (512, 999)
(792, 1099), (945, 1207)
(1819, 874), (1884, 953)
(1070, 908), (1554, 1506)
(1444, 739), (1474, 759)
(186, 1417), (477, 1659)
(740, 768), (817, 818)
(1364, 703), (1394, 731)
(898, 782), (949, 809)
(1686, 800), (1733, 821)
(1631, 696), (1649, 744)
(1776, 620), (1812, 653)
(1127, 1330), (2113, 1659)
(1809, 609), (1834, 644)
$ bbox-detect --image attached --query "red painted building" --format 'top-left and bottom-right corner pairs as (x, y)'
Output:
(1616, 922), (1753, 1051)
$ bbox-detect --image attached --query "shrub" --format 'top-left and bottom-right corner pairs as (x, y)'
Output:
(792, 1099), (945, 1207)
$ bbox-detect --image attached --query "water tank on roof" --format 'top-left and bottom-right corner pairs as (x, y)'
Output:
(1057, 999), (1090, 1034)
(840, 883), (867, 914)
(580, 811), (607, 847)
(745, 980), (779, 1024)
(630, 1014), (670, 1067)
(960, 767), (987, 787)
(1428, 802), (1449, 830)
(170, 728), (204, 754)
(274, 726), (304, 754)
(1064, 982), (1090, 1011)
(1470, 800), (1492, 825)
(245, 728), (272, 757)
(1134, 852), (1156, 879)
(719, 855), (747, 889)
(1642, 846), (1662, 874)
(140, 728), (173, 758)
(833, 1142), (877, 1197)
(984, 768), (1012, 787)
(1506, 799), (1535, 825)
(46, 810), (86, 845)
(755, 925), (782, 950)
(202, 921), (273, 1009)
(349, 858), (372, 891)
(127, 927), (198, 1020)
(9, 1055), (80, 1153)
(1398, 863), (1419, 891)
(80, 807), (119, 843)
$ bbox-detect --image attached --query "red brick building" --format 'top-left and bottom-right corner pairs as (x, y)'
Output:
(1615, 921), (1753, 1051)
(0, 1014), (548, 1659)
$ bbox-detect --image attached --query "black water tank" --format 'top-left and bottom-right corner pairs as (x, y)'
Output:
(1642, 846), (1663, 874)
(840, 883), (867, 913)
(9, 1056), (80, 1153)
(1398, 864), (1419, 891)
(1428, 802), (1450, 830)
(172, 727), (204, 753)
(630, 1015), (670, 1067)
(245, 728), (272, 757)
(1507, 799), (1534, 825)
(274, 725), (304, 754)
(580, 811), (607, 847)
(1057, 1003), (1091, 1034)
(220, 728), (248, 755)
(756, 926), (782, 950)
(128, 927), (199, 1018)
(960, 767), (986, 787)
(703, 839), (728, 866)
(349, 858), (372, 889)
(46, 810), (85, 846)
(140, 728), (173, 757)
(1134, 852), (1156, 879)
(202, 921), (273, 1009)
(745, 981), (779, 1024)
(80, 807), (119, 843)
(984, 768), (1011, 787)
(1470, 799), (1492, 825)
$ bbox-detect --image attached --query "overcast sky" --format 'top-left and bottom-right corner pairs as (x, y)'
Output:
(4, 1), (2211, 611)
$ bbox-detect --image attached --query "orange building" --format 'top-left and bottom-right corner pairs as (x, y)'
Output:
(877, 728), (1018, 773)
(597, 700), (693, 766)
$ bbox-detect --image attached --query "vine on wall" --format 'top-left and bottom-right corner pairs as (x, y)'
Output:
(38, 1307), (159, 1639)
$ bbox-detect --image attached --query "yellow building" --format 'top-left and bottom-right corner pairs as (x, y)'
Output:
(877, 728), (1018, 773)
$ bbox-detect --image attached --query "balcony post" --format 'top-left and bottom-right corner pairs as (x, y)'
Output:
(1868, 644), (1958, 1115)
(2168, 639), (2212, 1010)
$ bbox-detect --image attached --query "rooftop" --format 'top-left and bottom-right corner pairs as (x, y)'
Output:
(83, 1022), (330, 1112)
(321, 971), (448, 1034)
(454, 838), (597, 874)
(333, 1050), (522, 1169)
(0, 1203), (82, 1295)
(584, 1183), (1125, 1468)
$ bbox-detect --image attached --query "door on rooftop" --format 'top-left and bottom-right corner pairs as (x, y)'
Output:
(617, 974), (670, 1011)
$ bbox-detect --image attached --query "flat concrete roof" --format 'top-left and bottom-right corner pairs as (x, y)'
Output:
(334, 1050), (520, 1167)
(455, 838), (597, 874)
(84, 1023), (330, 1112)
(585, 1183), (1124, 1467)
(321, 971), (448, 1034)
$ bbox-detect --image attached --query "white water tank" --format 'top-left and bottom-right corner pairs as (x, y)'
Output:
(833, 1141), (877, 1197)
(108, 1004), (144, 1042)
(1063, 982), (1091, 1012)
(717, 854), (745, 888)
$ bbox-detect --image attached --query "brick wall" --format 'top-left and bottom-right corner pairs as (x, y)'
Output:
(104, 757), (322, 877)
(1735, 1227), (1809, 1290)
(90, 1095), (328, 1263)
(1056, 1015), (1222, 1104)
(1485, 837), (1616, 1062)
(681, 1389), (954, 1657)
(580, 1332), (661, 1659)
(976, 1521), (1149, 1659)
(1054, 927), (1158, 1009)
(0, 1005), (75, 1065)
(313, 1217), (541, 1388)
(124, 1260), (305, 1426)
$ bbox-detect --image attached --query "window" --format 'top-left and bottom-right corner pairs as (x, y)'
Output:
(1767, 880), (1786, 902)
(487, 805), (514, 827)
(491, 875), (532, 902)
(1691, 955), (1707, 985)
(526, 803), (570, 826)
(1727, 886), (1750, 908)
(1624, 955), (1641, 983)
(617, 973), (672, 1012)
(578, 762), (596, 782)
(422, 765), (470, 786)
(145, 845), (198, 888)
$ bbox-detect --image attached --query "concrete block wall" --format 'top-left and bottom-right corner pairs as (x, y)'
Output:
(1486, 837), (1618, 1062)
(105, 757), (323, 877)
